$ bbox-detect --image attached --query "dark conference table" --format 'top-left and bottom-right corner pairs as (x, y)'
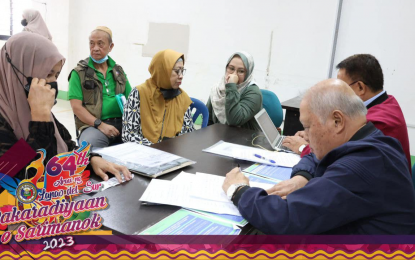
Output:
(89, 124), (272, 235)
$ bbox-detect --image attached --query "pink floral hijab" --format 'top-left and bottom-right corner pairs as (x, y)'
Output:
(22, 9), (53, 41)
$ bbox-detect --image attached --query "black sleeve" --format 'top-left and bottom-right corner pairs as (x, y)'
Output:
(206, 97), (214, 126)
(0, 113), (76, 180)
(290, 153), (319, 179)
(231, 186), (251, 206)
(292, 171), (313, 181)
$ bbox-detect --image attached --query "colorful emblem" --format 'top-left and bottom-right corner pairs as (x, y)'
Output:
(16, 182), (37, 204)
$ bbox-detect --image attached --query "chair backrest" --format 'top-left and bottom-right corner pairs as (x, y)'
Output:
(190, 97), (209, 128)
(260, 89), (283, 128)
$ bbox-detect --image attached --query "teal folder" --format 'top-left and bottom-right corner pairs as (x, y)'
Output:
(115, 94), (126, 114)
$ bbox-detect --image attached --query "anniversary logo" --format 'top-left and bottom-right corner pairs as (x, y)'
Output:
(0, 141), (106, 249)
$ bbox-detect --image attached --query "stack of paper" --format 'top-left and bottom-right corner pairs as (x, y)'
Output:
(139, 171), (283, 235)
(189, 172), (274, 203)
(140, 174), (241, 216)
(94, 142), (195, 178)
(139, 171), (280, 216)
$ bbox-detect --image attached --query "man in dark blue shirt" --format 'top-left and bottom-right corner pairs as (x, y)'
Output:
(223, 79), (415, 234)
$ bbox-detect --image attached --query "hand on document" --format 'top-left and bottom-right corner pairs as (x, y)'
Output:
(90, 156), (132, 183)
(266, 175), (309, 199)
(222, 167), (250, 193)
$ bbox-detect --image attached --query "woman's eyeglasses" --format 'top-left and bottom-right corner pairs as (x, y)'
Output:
(226, 65), (245, 76)
(172, 68), (186, 76)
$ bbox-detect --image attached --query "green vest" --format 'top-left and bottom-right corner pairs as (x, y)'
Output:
(68, 58), (127, 132)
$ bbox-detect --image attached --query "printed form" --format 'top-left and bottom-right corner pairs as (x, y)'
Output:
(204, 141), (301, 167)
(139, 179), (241, 216)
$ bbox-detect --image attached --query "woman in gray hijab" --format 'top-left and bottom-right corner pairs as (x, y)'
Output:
(207, 51), (262, 130)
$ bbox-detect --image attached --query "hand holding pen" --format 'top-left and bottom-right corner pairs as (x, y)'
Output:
(222, 164), (250, 193)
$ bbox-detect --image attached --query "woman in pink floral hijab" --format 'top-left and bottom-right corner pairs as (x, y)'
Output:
(0, 32), (131, 183)
(22, 9), (52, 40)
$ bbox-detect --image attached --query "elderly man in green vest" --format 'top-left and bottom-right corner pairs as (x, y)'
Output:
(68, 26), (132, 148)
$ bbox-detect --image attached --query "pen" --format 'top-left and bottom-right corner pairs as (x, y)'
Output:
(254, 154), (276, 164)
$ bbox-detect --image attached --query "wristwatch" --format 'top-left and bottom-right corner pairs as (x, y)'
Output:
(94, 118), (102, 128)
(298, 144), (306, 153)
(227, 183), (249, 200)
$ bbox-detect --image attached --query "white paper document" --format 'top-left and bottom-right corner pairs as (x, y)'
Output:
(139, 179), (242, 216)
(190, 173), (229, 203)
(190, 172), (273, 203)
(94, 142), (181, 168)
(171, 171), (195, 183)
(203, 141), (301, 167)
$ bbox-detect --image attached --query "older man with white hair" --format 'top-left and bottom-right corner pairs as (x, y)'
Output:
(223, 79), (415, 234)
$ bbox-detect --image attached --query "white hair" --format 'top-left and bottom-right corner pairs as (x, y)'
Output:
(304, 87), (367, 123)
(91, 29), (112, 44)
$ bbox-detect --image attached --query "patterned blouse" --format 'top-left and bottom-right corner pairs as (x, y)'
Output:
(122, 88), (195, 146)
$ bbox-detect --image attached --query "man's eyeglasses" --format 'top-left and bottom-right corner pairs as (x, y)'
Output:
(349, 80), (368, 87)
(172, 68), (186, 76)
(226, 65), (245, 76)
(349, 81), (359, 86)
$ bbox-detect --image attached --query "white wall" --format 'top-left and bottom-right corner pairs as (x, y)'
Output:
(267, 1), (339, 101)
(65, 0), (338, 103)
(31, 0), (70, 94)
